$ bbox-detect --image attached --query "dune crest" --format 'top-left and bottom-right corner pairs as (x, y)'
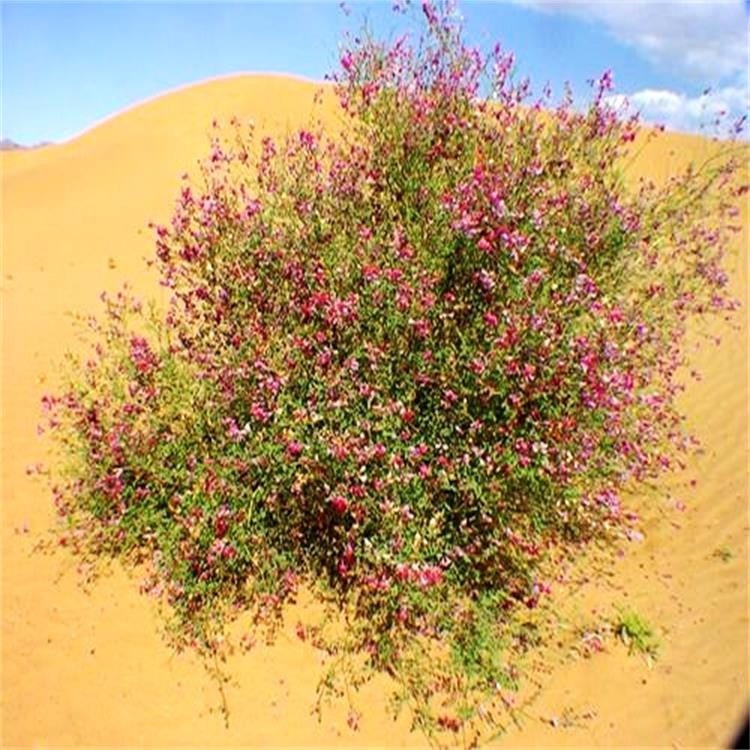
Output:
(2, 74), (747, 747)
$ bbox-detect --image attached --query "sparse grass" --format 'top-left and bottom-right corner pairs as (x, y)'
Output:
(615, 609), (660, 661)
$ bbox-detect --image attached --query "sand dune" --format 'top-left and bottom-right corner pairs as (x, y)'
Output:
(2, 74), (747, 747)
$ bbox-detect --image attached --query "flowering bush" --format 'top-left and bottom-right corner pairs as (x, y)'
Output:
(41, 1), (743, 741)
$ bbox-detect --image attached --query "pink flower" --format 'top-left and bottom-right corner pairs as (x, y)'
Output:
(214, 510), (231, 538)
(608, 306), (624, 324)
(286, 440), (303, 459)
(410, 443), (428, 459)
(298, 130), (316, 148)
(442, 389), (459, 407)
(330, 495), (349, 514)
(470, 357), (485, 375)
(411, 318), (431, 338)
(395, 563), (410, 581)
(210, 538), (237, 561)
(477, 237), (493, 253)
(525, 268), (545, 287)
(362, 264), (379, 282)
(372, 443), (387, 460)
(250, 402), (271, 423)
(101, 470), (124, 501)
(340, 52), (354, 73)
(475, 269), (495, 291)
(422, 1), (438, 25)
(224, 417), (245, 442)
(598, 69), (614, 93)
(416, 565), (443, 588)
(129, 336), (158, 375)
(337, 542), (355, 576)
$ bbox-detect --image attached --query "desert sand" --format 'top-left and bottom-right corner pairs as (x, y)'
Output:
(2, 74), (747, 748)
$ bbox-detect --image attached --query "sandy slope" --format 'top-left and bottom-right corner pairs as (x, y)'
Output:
(2, 74), (747, 748)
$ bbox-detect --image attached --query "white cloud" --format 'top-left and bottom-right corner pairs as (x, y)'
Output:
(514, 1), (748, 82)
(605, 85), (749, 135)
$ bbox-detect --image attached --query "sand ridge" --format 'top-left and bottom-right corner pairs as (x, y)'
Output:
(2, 74), (747, 747)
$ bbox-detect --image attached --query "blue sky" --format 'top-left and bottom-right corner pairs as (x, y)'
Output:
(2, 1), (748, 144)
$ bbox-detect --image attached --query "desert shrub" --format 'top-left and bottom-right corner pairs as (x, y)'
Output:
(41, 0), (743, 742)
